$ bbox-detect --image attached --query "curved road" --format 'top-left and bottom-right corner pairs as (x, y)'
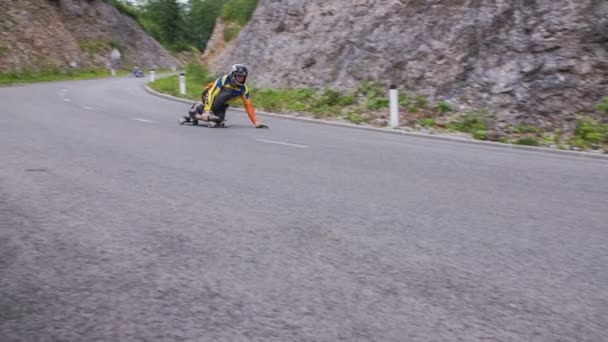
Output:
(1, 77), (607, 341)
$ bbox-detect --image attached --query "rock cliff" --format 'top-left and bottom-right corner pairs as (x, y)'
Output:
(208, 0), (608, 125)
(0, 0), (180, 73)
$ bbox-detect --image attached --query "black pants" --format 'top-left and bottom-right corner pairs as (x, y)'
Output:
(190, 88), (234, 122)
(209, 88), (234, 122)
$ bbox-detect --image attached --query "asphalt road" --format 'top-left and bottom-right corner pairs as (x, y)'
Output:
(1, 76), (607, 342)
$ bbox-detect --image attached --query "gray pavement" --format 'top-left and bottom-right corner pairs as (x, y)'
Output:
(1, 76), (607, 341)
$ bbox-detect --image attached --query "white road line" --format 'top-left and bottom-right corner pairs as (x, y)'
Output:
(256, 139), (310, 149)
(63, 99), (71, 102)
(131, 118), (158, 123)
(82, 106), (96, 110)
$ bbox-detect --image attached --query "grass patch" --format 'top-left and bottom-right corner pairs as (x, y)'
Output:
(568, 117), (608, 149)
(319, 89), (355, 106)
(414, 95), (428, 109)
(472, 130), (488, 140)
(541, 133), (555, 144)
(358, 81), (384, 98)
(516, 124), (542, 135)
(366, 97), (390, 110)
(79, 40), (114, 57)
(254, 88), (282, 112)
(357, 82), (389, 110)
(399, 94), (429, 114)
(597, 97), (608, 114)
(553, 129), (564, 146)
(514, 138), (540, 146)
(0, 68), (129, 85)
(437, 100), (451, 114)
(147, 80), (359, 119)
(447, 111), (490, 140)
(418, 118), (436, 127)
(108, 40), (122, 51)
(345, 112), (365, 124)
(148, 63), (214, 101)
(245, 87), (356, 116)
(148, 75), (201, 101)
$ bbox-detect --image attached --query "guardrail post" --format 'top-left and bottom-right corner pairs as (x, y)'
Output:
(150, 69), (156, 82)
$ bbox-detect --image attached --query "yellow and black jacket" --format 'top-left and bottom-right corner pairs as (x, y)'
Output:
(203, 74), (259, 125)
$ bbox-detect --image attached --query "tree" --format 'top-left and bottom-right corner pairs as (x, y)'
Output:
(187, 0), (223, 51)
(140, 0), (188, 51)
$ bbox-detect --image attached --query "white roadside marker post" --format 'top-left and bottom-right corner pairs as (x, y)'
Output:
(179, 72), (186, 95)
(389, 84), (399, 128)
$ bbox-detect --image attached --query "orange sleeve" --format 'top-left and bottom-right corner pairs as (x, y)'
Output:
(243, 97), (259, 125)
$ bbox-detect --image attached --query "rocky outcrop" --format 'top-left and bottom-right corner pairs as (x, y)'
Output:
(0, 0), (180, 73)
(209, 0), (608, 125)
(202, 18), (237, 71)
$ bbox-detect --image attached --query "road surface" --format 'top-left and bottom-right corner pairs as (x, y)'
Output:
(1, 77), (607, 341)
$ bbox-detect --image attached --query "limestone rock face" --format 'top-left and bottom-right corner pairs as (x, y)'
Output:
(0, 0), (180, 72)
(209, 0), (608, 123)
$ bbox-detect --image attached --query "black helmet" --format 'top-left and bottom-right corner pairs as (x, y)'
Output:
(229, 64), (248, 87)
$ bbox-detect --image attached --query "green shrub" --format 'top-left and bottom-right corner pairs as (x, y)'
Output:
(221, 0), (260, 25)
(223, 25), (242, 42)
(185, 62), (213, 84)
(107, 0), (139, 19)
(167, 42), (195, 54)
